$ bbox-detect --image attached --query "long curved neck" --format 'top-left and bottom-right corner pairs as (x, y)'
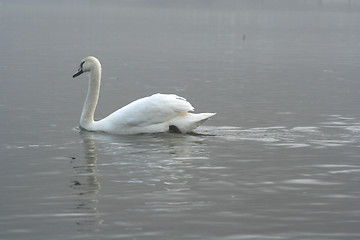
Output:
(80, 64), (102, 130)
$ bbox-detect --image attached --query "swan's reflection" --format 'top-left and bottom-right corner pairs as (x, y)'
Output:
(71, 131), (103, 233)
(72, 130), (212, 233)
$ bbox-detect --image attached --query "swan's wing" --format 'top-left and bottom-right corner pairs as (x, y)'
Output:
(102, 93), (194, 128)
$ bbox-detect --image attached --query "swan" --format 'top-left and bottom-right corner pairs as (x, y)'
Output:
(72, 56), (215, 134)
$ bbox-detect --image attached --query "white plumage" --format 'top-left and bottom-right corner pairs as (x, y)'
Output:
(73, 56), (215, 134)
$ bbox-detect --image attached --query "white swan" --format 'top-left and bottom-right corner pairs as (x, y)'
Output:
(72, 56), (215, 134)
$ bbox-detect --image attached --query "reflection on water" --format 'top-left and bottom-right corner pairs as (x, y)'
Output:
(71, 131), (102, 233)
(75, 130), (216, 238)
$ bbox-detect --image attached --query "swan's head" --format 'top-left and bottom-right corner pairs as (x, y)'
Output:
(73, 56), (101, 78)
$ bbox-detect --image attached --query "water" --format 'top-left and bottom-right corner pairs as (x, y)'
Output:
(1, 1), (360, 239)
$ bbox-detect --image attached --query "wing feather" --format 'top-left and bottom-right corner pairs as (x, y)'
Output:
(102, 93), (194, 128)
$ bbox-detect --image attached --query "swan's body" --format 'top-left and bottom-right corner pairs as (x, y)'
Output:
(73, 56), (215, 134)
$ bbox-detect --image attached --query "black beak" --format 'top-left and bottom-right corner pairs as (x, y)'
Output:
(73, 61), (85, 78)
(73, 69), (83, 78)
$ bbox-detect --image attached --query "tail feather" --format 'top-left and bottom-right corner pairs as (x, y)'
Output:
(169, 113), (216, 133)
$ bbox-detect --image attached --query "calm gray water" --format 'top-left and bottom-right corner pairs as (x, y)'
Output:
(1, 1), (360, 239)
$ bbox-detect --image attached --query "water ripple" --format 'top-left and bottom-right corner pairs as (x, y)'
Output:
(282, 179), (341, 185)
(198, 114), (360, 150)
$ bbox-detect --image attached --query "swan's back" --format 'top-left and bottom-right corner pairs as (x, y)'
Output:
(95, 93), (214, 134)
(104, 93), (193, 124)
